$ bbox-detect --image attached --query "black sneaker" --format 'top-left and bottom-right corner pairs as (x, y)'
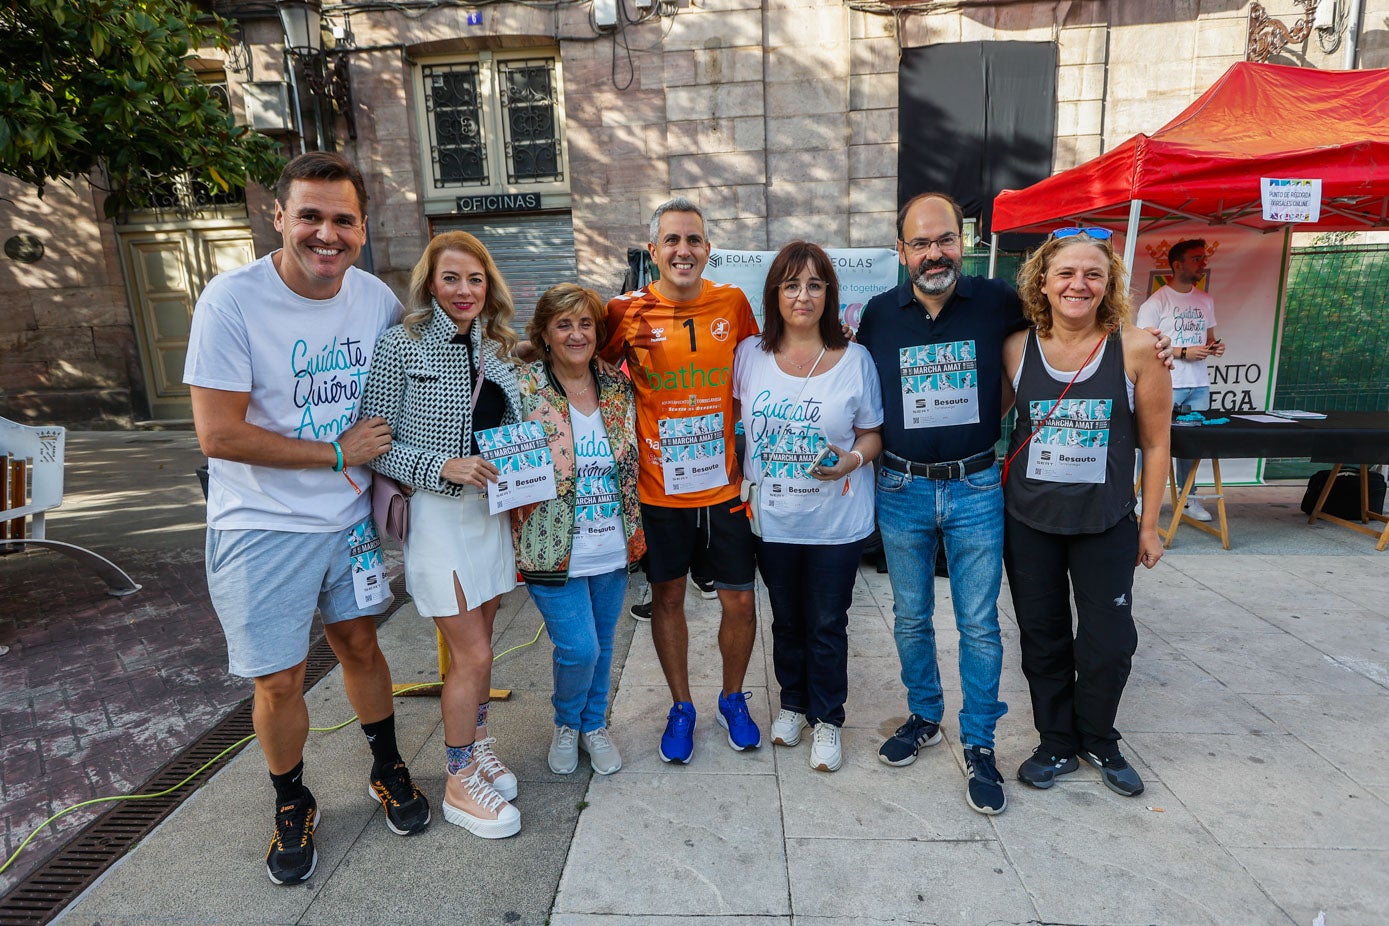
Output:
(1017, 746), (1079, 789)
(369, 760), (431, 835)
(963, 746), (1007, 815)
(692, 574), (717, 600)
(266, 789), (319, 885)
(630, 599), (652, 621)
(1083, 750), (1145, 797)
(877, 713), (942, 766)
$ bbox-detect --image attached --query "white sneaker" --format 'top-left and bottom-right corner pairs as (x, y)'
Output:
(442, 767), (520, 838)
(548, 724), (579, 774)
(809, 722), (843, 772)
(473, 736), (517, 801)
(580, 727), (622, 775)
(770, 709), (807, 746)
(1184, 498), (1213, 522)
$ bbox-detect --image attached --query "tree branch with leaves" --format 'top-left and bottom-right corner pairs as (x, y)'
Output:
(0, 0), (284, 217)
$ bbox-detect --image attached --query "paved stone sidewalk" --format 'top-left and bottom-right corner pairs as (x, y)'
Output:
(551, 515), (1389, 925)
(0, 432), (250, 894)
(32, 480), (1389, 925)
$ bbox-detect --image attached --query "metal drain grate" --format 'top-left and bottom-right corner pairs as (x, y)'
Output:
(0, 576), (409, 925)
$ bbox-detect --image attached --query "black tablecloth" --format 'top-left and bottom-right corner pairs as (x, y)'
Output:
(1168, 411), (1389, 463)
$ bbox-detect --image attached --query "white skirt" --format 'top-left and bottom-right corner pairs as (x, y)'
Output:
(404, 488), (516, 616)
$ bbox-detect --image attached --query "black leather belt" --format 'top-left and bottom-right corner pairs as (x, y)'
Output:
(882, 450), (995, 480)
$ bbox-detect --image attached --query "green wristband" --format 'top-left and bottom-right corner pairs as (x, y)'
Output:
(331, 441), (344, 472)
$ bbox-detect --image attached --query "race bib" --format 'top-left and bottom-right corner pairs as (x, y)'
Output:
(899, 341), (980, 429)
(1025, 398), (1111, 484)
(758, 429), (830, 513)
(574, 473), (626, 547)
(659, 412), (728, 495)
(476, 421), (558, 515)
(347, 518), (389, 610)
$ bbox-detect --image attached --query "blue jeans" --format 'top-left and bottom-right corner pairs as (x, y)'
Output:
(875, 462), (1008, 749)
(757, 537), (864, 727)
(1139, 385), (1210, 493)
(527, 568), (628, 731)
(1172, 385), (1210, 489)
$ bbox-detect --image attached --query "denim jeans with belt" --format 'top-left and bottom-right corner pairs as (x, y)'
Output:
(527, 568), (628, 731)
(875, 461), (1008, 749)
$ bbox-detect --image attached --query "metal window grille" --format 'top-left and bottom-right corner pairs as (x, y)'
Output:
(117, 78), (247, 222)
(497, 58), (563, 185)
(1267, 242), (1389, 478)
(425, 63), (488, 188)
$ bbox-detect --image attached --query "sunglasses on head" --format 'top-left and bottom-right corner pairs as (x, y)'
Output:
(1052, 227), (1114, 240)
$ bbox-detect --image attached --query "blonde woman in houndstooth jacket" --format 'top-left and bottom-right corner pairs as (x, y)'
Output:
(361, 231), (523, 840)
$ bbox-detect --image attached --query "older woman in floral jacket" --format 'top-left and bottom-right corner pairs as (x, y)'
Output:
(513, 283), (645, 777)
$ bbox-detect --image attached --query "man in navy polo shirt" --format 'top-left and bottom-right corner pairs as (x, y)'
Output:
(859, 193), (1171, 817)
(857, 192), (1021, 816)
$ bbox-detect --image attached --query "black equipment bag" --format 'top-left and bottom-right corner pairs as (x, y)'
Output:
(1300, 468), (1387, 518)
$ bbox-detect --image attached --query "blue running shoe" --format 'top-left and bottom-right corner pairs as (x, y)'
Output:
(659, 701), (696, 763)
(716, 691), (762, 751)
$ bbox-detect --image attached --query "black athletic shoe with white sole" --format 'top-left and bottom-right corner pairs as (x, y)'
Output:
(369, 760), (431, 835)
(267, 790), (319, 885)
(877, 713), (942, 766)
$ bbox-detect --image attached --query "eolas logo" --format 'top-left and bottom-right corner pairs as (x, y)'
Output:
(710, 318), (731, 341)
(709, 251), (764, 267)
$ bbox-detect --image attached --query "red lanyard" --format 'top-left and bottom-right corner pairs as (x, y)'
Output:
(1002, 332), (1107, 484)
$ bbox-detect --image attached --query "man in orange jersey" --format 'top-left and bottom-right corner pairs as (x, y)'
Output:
(599, 198), (762, 763)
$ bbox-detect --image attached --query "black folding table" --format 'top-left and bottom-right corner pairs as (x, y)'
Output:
(1161, 411), (1389, 550)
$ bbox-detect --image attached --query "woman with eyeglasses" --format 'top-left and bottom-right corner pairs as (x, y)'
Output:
(1002, 227), (1171, 799)
(732, 240), (883, 773)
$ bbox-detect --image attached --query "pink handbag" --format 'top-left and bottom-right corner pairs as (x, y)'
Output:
(371, 473), (409, 543)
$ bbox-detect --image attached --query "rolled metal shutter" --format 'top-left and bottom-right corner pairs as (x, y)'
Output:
(429, 212), (577, 326)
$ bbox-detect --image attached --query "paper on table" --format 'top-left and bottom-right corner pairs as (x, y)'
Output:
(1234, 414), (1296, 424)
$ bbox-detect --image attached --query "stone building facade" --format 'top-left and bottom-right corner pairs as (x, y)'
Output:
(3, 0), (1385, 425)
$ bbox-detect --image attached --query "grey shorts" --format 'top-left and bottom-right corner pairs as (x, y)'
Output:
(206, 521), (392, 678)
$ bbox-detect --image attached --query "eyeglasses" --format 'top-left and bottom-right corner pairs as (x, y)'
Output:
(902, 233), (962, 254)
(780, 280), (826, 299)
(1052, 227), (1114, 240)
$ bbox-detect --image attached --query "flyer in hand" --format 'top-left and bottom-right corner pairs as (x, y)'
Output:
(475, 421), (558, 514)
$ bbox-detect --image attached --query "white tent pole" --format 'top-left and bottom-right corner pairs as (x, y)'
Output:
(988, 233), (998, 279)
(1122, 199), (1142, 272)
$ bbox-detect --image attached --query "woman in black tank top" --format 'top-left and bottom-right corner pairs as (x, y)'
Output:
(999, 229), (1172, 800)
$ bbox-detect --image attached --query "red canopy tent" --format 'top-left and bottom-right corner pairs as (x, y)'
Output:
(991, 61), (1389, 267)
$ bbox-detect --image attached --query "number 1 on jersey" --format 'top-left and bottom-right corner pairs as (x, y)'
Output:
(682, 317), (697, 352)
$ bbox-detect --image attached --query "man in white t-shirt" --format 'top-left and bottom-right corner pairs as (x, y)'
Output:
(1136, 238), (1225, 521)
(184, 152), (429, 886)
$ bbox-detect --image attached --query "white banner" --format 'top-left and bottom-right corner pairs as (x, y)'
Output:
(1126, 226), (1290, 484)
(705, 248), (899, 329)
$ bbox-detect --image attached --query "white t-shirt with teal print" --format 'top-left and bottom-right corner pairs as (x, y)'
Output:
(733, 337), (883, 545)
(567, 405), (627, 577)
